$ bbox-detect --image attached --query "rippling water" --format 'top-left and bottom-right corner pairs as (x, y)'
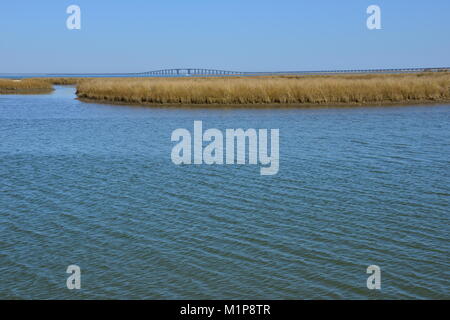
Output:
(0, 86), (449, 299)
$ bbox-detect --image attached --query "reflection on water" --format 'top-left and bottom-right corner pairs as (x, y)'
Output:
(0, 87), (449, 299)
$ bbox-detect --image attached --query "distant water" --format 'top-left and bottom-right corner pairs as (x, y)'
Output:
(0, 86), (449, 299)
(0, 74), (146, 79)
(0, 74), (198, 79)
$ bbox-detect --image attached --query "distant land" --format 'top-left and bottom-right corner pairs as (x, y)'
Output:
(1, 66), (450, 79)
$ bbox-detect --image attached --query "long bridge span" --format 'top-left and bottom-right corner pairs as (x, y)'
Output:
(137, 68), (244, 76)
(42, 67), (450, 78)
(134, 67), (450, 77)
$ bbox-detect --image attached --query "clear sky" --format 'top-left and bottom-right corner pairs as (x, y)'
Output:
(1, 0), (449, 73)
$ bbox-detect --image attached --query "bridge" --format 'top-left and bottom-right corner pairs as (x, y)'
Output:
(43, 67), (450, 78)
(134, 67), (450, 77)
(136, 68), (245, 76)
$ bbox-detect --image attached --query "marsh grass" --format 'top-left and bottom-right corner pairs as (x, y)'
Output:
(42, 77), (85, 85)
(0, 77), (88, 94)
(76, 73), (450, 106)
(0, 78), (54, 94)
(3, 73), (450, 106)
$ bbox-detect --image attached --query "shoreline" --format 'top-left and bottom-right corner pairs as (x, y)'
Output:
(77, 96), (450, 109)
(0, 88), (54, 94)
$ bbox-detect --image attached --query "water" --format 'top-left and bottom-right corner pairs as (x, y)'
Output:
(0, 86), (449, 299)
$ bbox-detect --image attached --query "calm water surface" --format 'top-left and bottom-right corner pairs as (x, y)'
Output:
(0, 87), (449, 299)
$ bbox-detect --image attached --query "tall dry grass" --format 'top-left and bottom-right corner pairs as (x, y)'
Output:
(76, 73), (450, 106)
(0, 78), (54, 93)
(42, 77), (85, 85)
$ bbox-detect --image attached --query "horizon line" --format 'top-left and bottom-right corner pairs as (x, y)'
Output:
(1, 66), (450, 76)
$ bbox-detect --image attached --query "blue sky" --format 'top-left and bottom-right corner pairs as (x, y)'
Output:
(1, 0), (449, 73)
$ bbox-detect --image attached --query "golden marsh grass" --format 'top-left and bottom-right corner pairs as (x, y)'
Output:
(0, 78), (54, 94)
(0, 77), (86, 94)
(42, 77), (85, 85)
(76, 73), (450, 107)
